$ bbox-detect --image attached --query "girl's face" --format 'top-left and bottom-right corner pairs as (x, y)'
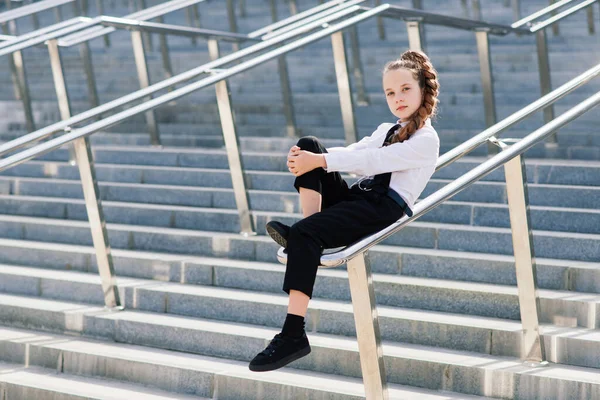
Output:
(383, 68), (423, 121)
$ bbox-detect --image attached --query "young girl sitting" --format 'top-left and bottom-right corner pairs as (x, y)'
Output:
(249, 50), (440, 372)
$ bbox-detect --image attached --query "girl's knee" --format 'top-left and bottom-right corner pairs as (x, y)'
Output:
(296, 136), (322, 152)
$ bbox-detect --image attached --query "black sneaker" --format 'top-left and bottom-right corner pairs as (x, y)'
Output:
(249, 332), (311, 372)
(266, 221), (290, 249)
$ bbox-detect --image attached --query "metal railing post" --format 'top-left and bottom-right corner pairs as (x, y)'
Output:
(96, 0), (111, 47)
(461, 0), (470, 18)
(406, 20), (424, 51)
(156, 15), (174, 85)
(53, 5), (62, 23)
(500, 146), (547, 366)
(289, 0), (298, 15)
(331, 31), (358, 145)
(587, 4), (595, 34)
(472, 0), (482, 20)
(266, 0), (297, 136)
(550, 0), (559, 35)
(2, 22), (36, 132)
(47, 39), (122, 310)
(269, 0), (277, 22)
(239, 0), (246, 18)
(346, 253), (389, 399)
(535, 27), (556, 143)
(137, 0), (152, 51)
(79, 41), (99, 110)
(277, 54), (297, 137)
(375, 0), (385, 40)
(2, 24), (21, 102)
(512, 0), (522, 22)
(474, 29), (498, 154)
(347, 25), (369, 106)
(207, 39), (255, 236)
(130, 30), (162, 146)
(226, 0), (239, 52)
(185, 6), (197, 46)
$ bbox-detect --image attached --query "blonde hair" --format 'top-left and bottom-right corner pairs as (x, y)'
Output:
(383, 50), (440, 144)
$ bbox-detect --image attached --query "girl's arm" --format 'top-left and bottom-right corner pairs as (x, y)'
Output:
(325, 123), (394, 153)
(324, 129), (439, 176)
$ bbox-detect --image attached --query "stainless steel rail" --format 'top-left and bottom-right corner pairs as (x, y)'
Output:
(0, 0), (81, 132)
(0, 0), (75, 24)
(0, 2), (598, 398)
(0, 3), (364, 158)
(437, 62), (600, 170)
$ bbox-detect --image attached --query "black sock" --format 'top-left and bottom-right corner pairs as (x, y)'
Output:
(281, 313), (305, 337)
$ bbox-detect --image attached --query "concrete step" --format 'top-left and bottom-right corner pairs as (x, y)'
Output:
(1, 242), (600, 327)
(4, 156), (600, 190)
(0, 319), (598, 400)
(1, 192), (600, 237)
(0, 206), (597, 261)
(4, 272), (600, 382)
(0, 361), (206, 400)
(1, 163), (598, 210)
(0, 221), (597, 291)
(0, 323), (496, 400)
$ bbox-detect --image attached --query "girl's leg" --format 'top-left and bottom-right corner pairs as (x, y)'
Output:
(299, 187), (321, 217)
(288, 137), (346, 317)
(249, 136), (350, 372)
(287, 185), (323, 317)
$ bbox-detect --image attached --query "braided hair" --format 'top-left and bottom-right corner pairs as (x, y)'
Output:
(383, 50), (440, 144)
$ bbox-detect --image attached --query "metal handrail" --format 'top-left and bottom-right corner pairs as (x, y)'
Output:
(529, 0), (599, 31)
(436, 62), (600, 170)
(512, 0), (574, 28)
(56, 0), (209, 47)
(374, 5), (530, 35)
(249, 0), (351, 38)
(0, 33), (13, 40)
(0, 15), (97, 55)
(97, 16), (259, 42)
(0, 4), (383, 161)
(0, 2), (365, 157)
(0, 0), (74, 24)
(0, 16), (84, 49)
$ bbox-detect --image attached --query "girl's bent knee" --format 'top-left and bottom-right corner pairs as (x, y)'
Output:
(296, 136), (322, 152)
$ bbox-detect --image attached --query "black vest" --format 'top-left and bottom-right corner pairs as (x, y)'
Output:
(351, 124), (413, 216)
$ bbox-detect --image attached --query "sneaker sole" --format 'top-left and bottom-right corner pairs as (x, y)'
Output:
(266, 224), (288, 249)
(248, 345), (311, 372)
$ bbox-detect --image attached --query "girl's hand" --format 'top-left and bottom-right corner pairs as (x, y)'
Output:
(287, 148), (326, 176)
(287, 145), (300, 158)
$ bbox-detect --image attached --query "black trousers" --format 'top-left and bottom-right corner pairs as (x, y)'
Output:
(283, 136), (405, 298)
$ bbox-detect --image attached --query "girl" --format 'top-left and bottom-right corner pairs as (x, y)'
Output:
(249, 50), (440, 372)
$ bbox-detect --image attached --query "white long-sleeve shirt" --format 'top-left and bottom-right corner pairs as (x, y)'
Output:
(324, 119), (439, 210)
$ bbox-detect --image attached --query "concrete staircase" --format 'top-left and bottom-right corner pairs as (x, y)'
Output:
(0, 0), (599, 398)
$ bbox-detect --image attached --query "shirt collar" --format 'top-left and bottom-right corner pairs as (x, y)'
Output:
(396, 118), (431, 128)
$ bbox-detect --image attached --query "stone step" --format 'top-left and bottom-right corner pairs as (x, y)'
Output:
(1, 191), (600, 237)
(0, 361), (206, 400)
(4, 156), (600, 189)
(26, 137), (600, 171)
(0, 319), (597, 400)
(1, 171), (599, 219)
(0, 205), (598, 260)
(0, 322), (496, 400)
(0, 214), (597, 291)
(3, 270), (600, 377)
(0, 237), (600, 326)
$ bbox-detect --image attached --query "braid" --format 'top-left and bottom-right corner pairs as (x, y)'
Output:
(383, 50), (440, 144)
